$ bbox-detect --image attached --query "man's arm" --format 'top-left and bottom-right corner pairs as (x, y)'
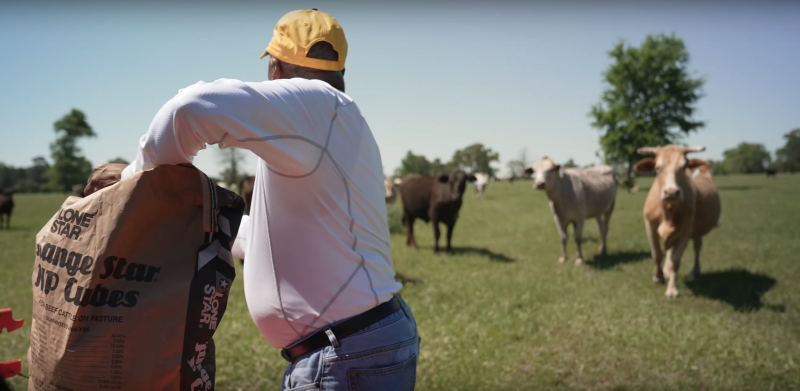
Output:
(122, 78), (334, 179)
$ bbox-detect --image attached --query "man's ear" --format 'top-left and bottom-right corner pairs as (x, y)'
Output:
(437, 174), (449, 184)
(524, 167), (534, 175)
(634, 158), (656, 174)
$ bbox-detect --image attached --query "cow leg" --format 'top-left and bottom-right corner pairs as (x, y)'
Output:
(645, 218), (664, 284)
(573, 219), (586, 264)
(550, 203), (568, 263)
(595, 216), (606, 256)
(691, 238), (702, 277)
(403, 212), (417, 248)
(663, 237), (691, 298)
(432, 219), (441, 253)
(599, 207), (613, 256)
(445, 219), (456, 253)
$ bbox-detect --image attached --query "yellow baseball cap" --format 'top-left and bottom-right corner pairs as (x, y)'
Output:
(259, 9), (348, 72)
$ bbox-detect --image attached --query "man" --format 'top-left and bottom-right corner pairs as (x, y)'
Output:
(121, 9), (419, 390)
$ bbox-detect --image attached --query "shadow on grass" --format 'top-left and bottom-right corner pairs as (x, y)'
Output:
(587, 250), (650, 270)
(717, 185), (761, 191)
(685, 269), (784, 312)
(448, 246), (515, 263)
(395, 271), (421, 286)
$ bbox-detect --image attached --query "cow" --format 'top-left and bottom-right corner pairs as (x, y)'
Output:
(399, 170), (475, 253)
(634, 145), (721, 298)
(472, 173), (490, 200)
(0, 189), (14, 229)
(766, 168), (777, 178)
(384, 178), (402, 204)
(238, 176), (256, 215)
(72, 184), (85, 197)
(524, 157), (617, 264)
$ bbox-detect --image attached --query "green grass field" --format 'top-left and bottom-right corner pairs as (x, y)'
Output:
(2, 175), (799, 390)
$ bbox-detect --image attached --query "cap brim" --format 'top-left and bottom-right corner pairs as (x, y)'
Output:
(259, 49), (270, 59)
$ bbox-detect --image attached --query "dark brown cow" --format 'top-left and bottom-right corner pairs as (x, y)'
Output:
(238, 176), (256, 215)
(0, 189), (14, 229)
(399, 170), (475, 253)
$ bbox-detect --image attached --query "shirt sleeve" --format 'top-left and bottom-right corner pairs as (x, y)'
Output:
(121, 78), (335, 180)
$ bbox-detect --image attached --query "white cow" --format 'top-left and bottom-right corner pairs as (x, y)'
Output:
(385, 178), (402, 204)
(472, 173), (490, 200)
(525, 157), (617, 264)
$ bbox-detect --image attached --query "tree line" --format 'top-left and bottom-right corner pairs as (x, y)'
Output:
(0, 109), (127, 193)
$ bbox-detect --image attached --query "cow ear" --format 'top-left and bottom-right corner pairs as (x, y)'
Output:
(524, 167), (534, 175)
(468, 175), (477, 182)
(634, 158), (656, 174)
(438, 174), (449, 184)
(553, 164), (561, 171)
(686, 158), (709, 171)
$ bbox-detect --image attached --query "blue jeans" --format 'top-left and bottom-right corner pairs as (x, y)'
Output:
(281, 297), (419, 391)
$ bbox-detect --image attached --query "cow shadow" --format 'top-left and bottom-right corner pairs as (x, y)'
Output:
(685, 269), (783, 312)
(448, 246), (515, 263)
(587, 250), (650, 270)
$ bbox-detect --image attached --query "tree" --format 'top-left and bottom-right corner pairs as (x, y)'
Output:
(447, 143), (500, 176)
(563, 159), (578, 169)
(720, 142), (771, 174)
(108, 157), (129, 164)
(590, 33), (706, 184)
(217, 147), (248, 186)
(506, 148), (529, 179)
(774, 128), (800, 173)
(45, 109), (96, 192)
(394, 151), (446, 178)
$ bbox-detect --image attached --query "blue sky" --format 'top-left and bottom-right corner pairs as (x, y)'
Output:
(1, 1), (798, 178)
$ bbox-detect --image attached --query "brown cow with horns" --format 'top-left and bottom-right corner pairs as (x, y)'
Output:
(634, 145), (721, 298)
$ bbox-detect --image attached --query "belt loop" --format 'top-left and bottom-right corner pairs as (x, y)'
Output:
(324, 327), (340, 349)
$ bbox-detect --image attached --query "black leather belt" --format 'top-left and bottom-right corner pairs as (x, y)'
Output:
(281, 296), (402, 362)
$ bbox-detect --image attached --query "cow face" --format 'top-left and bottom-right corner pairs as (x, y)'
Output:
(525, 157), (560, 191)
(439, 170), (471, 201)
(635, 145), (706, 203)
(384, 179), (395, 199)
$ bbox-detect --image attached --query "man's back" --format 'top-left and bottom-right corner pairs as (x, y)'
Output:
(122, 77), (402, 348)
(237, 78), (402, 348)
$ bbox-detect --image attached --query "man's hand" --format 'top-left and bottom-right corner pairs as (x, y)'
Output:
(84, 163), (128, 196)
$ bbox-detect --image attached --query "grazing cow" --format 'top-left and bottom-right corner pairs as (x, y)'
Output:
(238, 176), (256, 215)
(472, 173), (490, 200)
(72, 184), (85, 197)
(525, 157), (617, 264)
(0, 189), (14, 229)
(384, 178), (402, 204)
(399, 170), (475, 253)
(766, 168), (777, 178)
(634, 145), (721, 298)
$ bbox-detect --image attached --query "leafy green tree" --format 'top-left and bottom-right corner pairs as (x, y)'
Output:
(563, 159), (578, 169)
(720, 142), (771, 174)
(394, 151), (446, 178)
(108, 157), (129, 164)
(447, 143), (500, 176)
(590, 33), (706, 183)
(774, 128), (800, 173)
(45, 109), (96, 192)
(217, 147), (248, 186)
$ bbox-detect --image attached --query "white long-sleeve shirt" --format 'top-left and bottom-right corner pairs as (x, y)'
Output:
(121, 78), (401, 349)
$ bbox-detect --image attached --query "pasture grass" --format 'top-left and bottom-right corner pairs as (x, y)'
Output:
(2, 174), (800, 390)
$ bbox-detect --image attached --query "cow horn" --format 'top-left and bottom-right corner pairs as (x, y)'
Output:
(637, 147), (659, 155)
(684, 146), (706, 153)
